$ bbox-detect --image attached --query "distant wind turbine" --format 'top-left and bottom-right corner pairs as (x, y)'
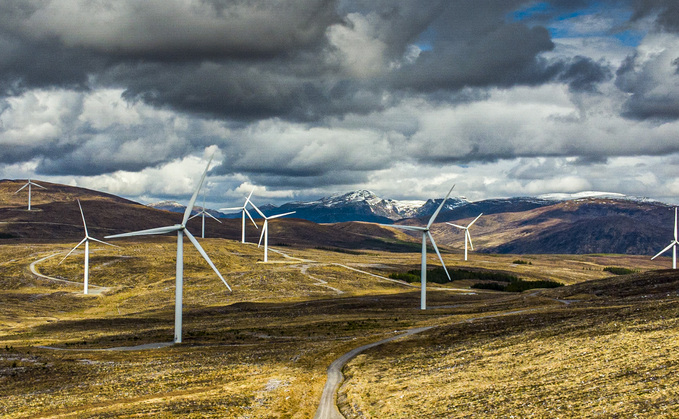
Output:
(383, 185), (455, 310)
(15, 179), (46, 210)
(106, 156), (231, 343)
(447, 213), (482, 261)
(220, 189), (258, 243)
(246, 197), (295, 262)
(188, 191), (222, 238)
(60, 200), (118, 294)
(652, 207), (679, 269)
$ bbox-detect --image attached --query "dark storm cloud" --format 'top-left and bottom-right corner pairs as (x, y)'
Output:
(0, 0), (339, 60)
(631, 0), (679, 32)
(0, 0), (613, 123)
(616, 49), (679, 120)
(557, 56), (613, 92)
(392, 24), (557, 91)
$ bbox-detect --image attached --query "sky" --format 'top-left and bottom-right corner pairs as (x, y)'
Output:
(1, 0), (679, 209)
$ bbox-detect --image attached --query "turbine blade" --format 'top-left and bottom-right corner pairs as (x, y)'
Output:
(381, 223), (426, 232)
(184, 229), (232, 291)
(674, 208), (677, 242)
(427, 184), (455, 229)
(652, 241), (676, 260)
(427, 231), (452, 281)
(244, 208), (259, 228)
(59, 238), (87, 264)
(267, 211), (295, 219)
(246, 188), (255, 202)
(204, 212), (222, 223)
(183, 155), (213, 226)
(467, 230), (474, 250)
(14, 183), (28, 193)
(246, 197), (266, 218)
(467, 213), (483, 228)
(77, 199), (88, 236)
(188, 212), (201, 220)
(89, 237), (119, 248)
(446, 223), (466, 230)
(31, 181), (46, 189)
(105, 224), (181, 239)
(219, 206), (243, 211)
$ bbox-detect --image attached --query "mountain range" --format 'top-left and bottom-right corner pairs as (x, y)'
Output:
(2, 179), (676, 257)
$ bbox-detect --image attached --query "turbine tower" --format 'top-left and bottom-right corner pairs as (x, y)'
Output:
(245, 197), (295, 262)
(59, 200), (118, 294)
(106, 156), (231, 343)
(652, 207), (679, 269)
(383, 185), (455, 310)
(447, 213), (482, 261)
(220, 189), (258, 243)
(188, 191), (222, 238)
(15, 179), (46, 210)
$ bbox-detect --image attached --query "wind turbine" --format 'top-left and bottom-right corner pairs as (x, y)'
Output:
(245, 198), (295, 262)
(59, 200), (118, 294)
(15, 179), (46, 210)
(188, 191), (222, 238)
(220, 189), (258, 243)
(105, 157), (231, 343)
(383, 185), (455, 310)
(446, 213), (482, 261)
(652, 207), (679, 269)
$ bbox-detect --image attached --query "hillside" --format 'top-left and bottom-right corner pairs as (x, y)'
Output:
(2, 179), (676, 257)
(0, 179), (419, 252)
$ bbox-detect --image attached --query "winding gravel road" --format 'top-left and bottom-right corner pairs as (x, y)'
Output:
(314, 326), (433, 419)
(29, 252), (110, 295)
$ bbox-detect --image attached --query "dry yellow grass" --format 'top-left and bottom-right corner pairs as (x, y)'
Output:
(0, 239), (675, 417)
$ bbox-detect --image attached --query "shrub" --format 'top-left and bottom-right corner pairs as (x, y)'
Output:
(389, 268), (519, 285)
(603, 266), (635, 275)
(472, 282), (506, 291)
(388, 272), (421, 283)
(505, 279), (563, 292)
(513, 259), (532, 265)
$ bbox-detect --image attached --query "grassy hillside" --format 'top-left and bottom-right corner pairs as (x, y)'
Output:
(0, 236), (676, 417)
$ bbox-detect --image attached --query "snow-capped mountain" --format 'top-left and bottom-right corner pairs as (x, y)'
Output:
(147, 200), (187, 213)
(147, 190), (661, 225)
(303, 190), (428, 219)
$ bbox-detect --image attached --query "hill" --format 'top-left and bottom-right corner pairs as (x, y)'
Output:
(0, 179), (419, 252)
(2, 179), (676, 257)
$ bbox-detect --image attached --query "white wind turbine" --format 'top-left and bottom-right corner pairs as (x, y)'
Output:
(188, 191), (222, 238)
(246, 197), (295, 262)
(652, 207), (679, 269)
(15, 179), (46, 210)
(220, 189), (258, 243)
(383, 185), (455, 310)
(447, 213), (482, 261)
(106, 157), (231, 343)
(59, 200), (118, 294)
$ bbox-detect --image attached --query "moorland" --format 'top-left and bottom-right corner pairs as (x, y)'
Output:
(1, 179), (679, 417)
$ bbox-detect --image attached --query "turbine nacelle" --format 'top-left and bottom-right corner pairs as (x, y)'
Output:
(220, 189), (259, 243)
(380, 184), (455, 309)
(244, 196), (295, 262)
(446, 213), (482, 261)
(105, 155), (231, 343)
(59, 199), (118, 294)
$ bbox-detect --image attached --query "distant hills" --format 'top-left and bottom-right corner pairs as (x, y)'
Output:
(2, 179), (676, 257)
